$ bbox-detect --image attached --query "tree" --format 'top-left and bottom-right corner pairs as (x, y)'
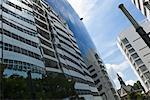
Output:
(0, 72), (77, 99)
(127, 81), (145, 100)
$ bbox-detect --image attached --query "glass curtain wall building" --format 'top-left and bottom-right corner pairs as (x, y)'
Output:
(0, 0), (45, 78)
(0, 0), (102, 99)
(47, 0), (120, 100)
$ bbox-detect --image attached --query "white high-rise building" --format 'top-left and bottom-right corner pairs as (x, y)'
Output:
(131, 0), (150, 21)
(0, 0), (102, 99)
(117, 20), (150, 92)
(87, 49), (120, 100)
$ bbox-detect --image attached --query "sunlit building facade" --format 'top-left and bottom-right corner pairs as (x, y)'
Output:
(0, 0), (103, 99)
(47, 0), (120, 100)
(118, 20), (150, 92)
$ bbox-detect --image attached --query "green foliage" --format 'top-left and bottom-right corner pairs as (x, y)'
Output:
(0, 70), (76, 99)
(126, 81), (146, 100)
(127, 92), (143, 100)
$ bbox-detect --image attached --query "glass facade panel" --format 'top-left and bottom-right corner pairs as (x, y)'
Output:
(47, 0), (96, 58)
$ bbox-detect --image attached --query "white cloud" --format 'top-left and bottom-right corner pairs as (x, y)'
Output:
(118, 72), (124, 78)
(125, 80), (135, 86)
(103, 48), (119, 60)
(67, 0), (98, 20)
(106, 60), (130, 72)
(67, 0), (118, 23)
(105, 60), (137, 89)
(105, 60), (131, 89)
(67, 0), (138, 90)
(113, 78), (121, 89)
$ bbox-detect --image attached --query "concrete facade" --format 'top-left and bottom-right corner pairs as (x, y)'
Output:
(118, 20), (150, 92)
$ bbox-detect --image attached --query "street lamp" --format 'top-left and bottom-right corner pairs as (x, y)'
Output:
(118, 4), (150, 48)
(80, 18), (83, 20)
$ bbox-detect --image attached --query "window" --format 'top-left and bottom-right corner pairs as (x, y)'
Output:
(40, 38), (52, 48)
(43, 48), (55, 57)
(131, 53), (139, 59)
(3, 19), (36, 36)
(4, 0), (34, 16)
(55, 25), (67, 34)
(3, 29), (38, 47)
(90, 69), (95, 73)
(35, 19), (48, 30)
(139, 65), (147, 72)
(128, 48), (135, 53)
(88, 65), (93, 69)
(95, 53), (100, 59)
(37, 28), (50, 40)
(3, 42), (40, 60)
(135, 59), (143, 66)
(95, 79), (100, 84)
(45, 58), (58, 68)
(92, 73), (97, 78)
(144, 72), (150, 79)
(3, 59), (44, 74)
(98, 85), (102, 91)
(16, 0), (32, 8)
(16, 5), (22, 11)
(122, 38), (129, 45)
(34, 12), (46, 22)
(126, 44), (132, 49)
(2, 7), (35, 25)
(14, 46), (20, 53)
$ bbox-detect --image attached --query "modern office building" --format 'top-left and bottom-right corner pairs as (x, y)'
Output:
(118, 20), (150, 92)
(0, 0), (45, 78)
(131, 0), (150, 20)
(47, 0), (120, 100)
(0, 0), (102, 99)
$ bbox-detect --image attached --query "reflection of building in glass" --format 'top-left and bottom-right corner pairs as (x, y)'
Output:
(118, 20), (150, 92)
(47, 0), (119, 100)
(0, 0), (103, 99)
(131, 0), (150, 21)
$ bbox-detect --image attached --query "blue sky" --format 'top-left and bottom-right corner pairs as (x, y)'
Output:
(68, 0), (146, 89)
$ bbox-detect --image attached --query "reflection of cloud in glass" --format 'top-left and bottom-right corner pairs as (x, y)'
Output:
(47, 0), (97, 58)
